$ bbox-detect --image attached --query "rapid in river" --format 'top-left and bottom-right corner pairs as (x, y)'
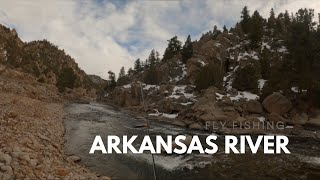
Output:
(64, 103), (320, 180)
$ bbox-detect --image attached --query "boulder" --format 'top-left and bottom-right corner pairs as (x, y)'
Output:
(262, 93), (292, 115)
(268, 112), (287, 124)
(171, 120), (186, 127)
(191, 86), (217, 112)
(0, 152), (12, 165)
(189, 123), (204, 130)
(101, 176), (112, 180)
(233, 117), (248, 126)
(290, 113), (308, 125)
(291, 125), (304, 135)
(222, 97), (233, 106)
(68, 155), (81, 163)
(199, 109), (229, 122)
(306, 115), (320, 127)
(243, 100), (263, 114)
(224, 111), (240, 120)
(186, 58), (205, 84)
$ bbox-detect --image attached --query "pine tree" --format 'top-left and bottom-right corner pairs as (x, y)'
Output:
(144, 59), (150, 69)
(268, 8), (276, 28)
(155, 51), (160, 64)
(181, 35), (193, 64)
(240, 6), (251, 33)
(223, 25), (228, 33)
(56, 67), (76, 92)
(127, 68), (134, 76)
(249, 10), (264, 48)
(260, 49), (271, 79)
(195, 63), (223, 91)
(107, 71), (116, 90)
(212, 25), (221, 38)
(284, 10), (291, 28)
(148, 49), (157, 67)
(232, 64), (259, 92)
(286, 8), (316, 92)
(134, 58), (143, 72)
(118, 66), (125, 79)
(163, 36), (182, 60)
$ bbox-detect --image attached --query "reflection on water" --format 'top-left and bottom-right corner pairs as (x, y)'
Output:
(64, 103), (320, 180)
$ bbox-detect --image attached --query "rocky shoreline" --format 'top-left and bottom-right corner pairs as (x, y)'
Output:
(0, 66), (110, 179)
(103, 85), (320, 141)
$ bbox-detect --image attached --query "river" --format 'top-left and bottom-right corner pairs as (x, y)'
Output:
(64, 103), (320, 180)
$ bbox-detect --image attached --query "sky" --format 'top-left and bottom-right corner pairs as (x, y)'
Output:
(0, 0), (319, 79)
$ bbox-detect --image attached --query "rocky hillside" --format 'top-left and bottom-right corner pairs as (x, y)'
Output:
(0, 24), (101, 95)
(0, 64), (112, 179)
(106, 7), (320, 136)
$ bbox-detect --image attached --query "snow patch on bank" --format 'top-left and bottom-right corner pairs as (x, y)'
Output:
(144, 84), (159, 90)
(230, 91), (259, 101)
(148, 111), (178, 119)
(168, 85), (196, 101)
(216, 91), (260, 101)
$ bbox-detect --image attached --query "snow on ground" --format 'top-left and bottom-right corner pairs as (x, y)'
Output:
(170, 61), (187, 82)
(223, 71), (234, 90)
(148, 112), (161, 116)
(148, 109), (161, 116)
(169, 85), (196, 100)
(143, 84), (159, 90)
(216, 90), (260, 101)
(291, 87), (299, 93)
(162, 113), (179, 119)
(257, 117), (265, 122)
(258, 79), (267, 90)
(237, 51), (259, 61)
(214, 42), (222, 47)
(215, 93), (224, 100)
(261, 42), (271, 51)
(198, 60), (206, 67)
(123, 84), (131, 89)
(277, 46), (288, 53)
(180, 102), (193, 106)
(291, 87), (307, 93)
(230, 91), (259, 101)
(148, 110), (178, 119)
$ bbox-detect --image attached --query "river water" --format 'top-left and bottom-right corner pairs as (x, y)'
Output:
(64, 103), (320, 180)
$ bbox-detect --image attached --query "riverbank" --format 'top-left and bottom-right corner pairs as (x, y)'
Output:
(0, 66), (109, 179)
(101, 99), (320, 141)
(64, 102), (320, 179)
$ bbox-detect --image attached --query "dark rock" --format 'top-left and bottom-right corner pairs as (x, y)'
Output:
(243, 100), (263, 114)
(262, 93), (292, 115)
(290, 113), (308, 125)
(268, 112), (287, 124)
(189, 123), (204, 130)
(291, 125), (304, 135)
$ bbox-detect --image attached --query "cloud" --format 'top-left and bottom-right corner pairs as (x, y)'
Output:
(0, 0), (319, 79)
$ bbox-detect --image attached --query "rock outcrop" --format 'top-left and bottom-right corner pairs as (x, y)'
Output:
(243, 100), (263, 114)
(262, 93), (292, 115)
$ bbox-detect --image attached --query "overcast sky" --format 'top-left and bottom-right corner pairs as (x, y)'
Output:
(0, 0), (319, 79)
